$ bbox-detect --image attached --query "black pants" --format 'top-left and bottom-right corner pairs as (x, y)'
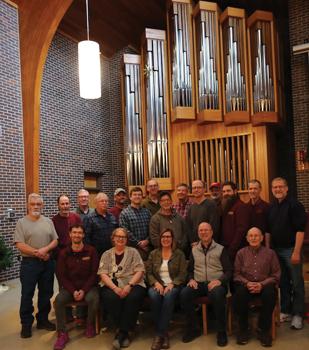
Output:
(233, 283), (276, 332)
(180, 282), (227, 332)
(100, 285), (146, 332)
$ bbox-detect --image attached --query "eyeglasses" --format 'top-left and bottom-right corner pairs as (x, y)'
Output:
(114, 235), (127, 239)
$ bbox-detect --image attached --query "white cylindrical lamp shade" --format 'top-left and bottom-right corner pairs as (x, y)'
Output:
(78, 40), (101, 99)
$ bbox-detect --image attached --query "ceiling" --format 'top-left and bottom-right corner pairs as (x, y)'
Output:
(58, 0), (287, 58)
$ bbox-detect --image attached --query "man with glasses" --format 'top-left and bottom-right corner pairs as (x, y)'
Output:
(180, 222), (232, 347)
(266, 177), (307, 329)
(75, 189), (94, 221)
(186, 180), (219, 245)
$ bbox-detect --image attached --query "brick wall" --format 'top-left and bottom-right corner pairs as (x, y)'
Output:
(288, 0), (309, 210)
(0, 1), (26, 282)
(40, 33), (127, 217)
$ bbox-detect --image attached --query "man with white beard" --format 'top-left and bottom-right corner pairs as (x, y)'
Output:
(14, 193), (58, 338)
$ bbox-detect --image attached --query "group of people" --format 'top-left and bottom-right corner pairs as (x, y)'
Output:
(13, 176), (307, 349)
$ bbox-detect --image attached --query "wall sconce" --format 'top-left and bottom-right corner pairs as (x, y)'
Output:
(78, 0), (101, 99)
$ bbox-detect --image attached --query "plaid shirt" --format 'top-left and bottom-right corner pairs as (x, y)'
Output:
(172, 199), (193, 219)
(119, 205), (151, 246)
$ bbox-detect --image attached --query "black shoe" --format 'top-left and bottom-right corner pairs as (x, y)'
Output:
(182, 329), (201, 343)
(217, 331), (228, 347)
(37, 319), (56, 331)
(237, 329), (249, 345)
(21, 325), (32, 338)
(257, 329), (272, 347)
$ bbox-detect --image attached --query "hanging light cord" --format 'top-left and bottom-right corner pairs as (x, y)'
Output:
(85, 0), (90, 41)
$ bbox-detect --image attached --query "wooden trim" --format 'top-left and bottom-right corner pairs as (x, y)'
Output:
(18, 0), (74, 195)
(247, 10), (273, 27)
(123, 54), (141, 65)
(145, 28), (166, 40)
(224, 111), (250, 125)
(3, 0), (18, 9)
(220, 7), (245, 23)
(171, 107), (195, 121)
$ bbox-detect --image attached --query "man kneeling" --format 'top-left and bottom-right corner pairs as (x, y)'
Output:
(54, 224), (99, 350)
(233, 227), (280, 347)
(180, 222), (232, 347)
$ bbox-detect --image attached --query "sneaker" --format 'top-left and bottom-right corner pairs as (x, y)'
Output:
(236, 330), (249, 345)
(54, 331), (69, 350)
(121, 336), (131, 348)
(291, 315), (303, 330)
(112, 331), (129, 350)
(20, 324), (32, 338)
(85, 323), (96, 338)
(182, 328), (201, 343)
(279, 313), (292, 323)
(217, 331), (228, 347)
(37, 319), (56, 331)
(257, 329), (272, 347)
(162, 333), (170, 349)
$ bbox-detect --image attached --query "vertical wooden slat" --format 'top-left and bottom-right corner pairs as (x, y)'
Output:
(215, 138), (219, 181)
(210, 139), (215, 183)
(200, 141), (205, 183)
(231, 137), (236, 183)
(205, 140), (210, 190)
(189, 142), (194, 182)
(195, 141), (200, 180)
(220, 138), (225, 182)
(242, 135), (248, 189)
(226, 137), (231, 181)
(237, 136), (242, 189)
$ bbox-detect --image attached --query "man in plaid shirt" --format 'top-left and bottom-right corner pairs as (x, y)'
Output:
(172, 183), (193, 219)
(119, 186), (152, 260)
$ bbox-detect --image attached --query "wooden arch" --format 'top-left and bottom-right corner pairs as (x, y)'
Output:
(12, 0), (74, 195)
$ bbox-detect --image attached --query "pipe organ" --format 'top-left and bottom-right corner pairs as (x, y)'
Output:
(121, 2), (282, 199)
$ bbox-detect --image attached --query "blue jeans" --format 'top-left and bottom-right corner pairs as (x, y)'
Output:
(20, 258), (55, 325)
(180, 282), (227, 332)
(275, 247), (305, 316)
(148, 286), (180, 336)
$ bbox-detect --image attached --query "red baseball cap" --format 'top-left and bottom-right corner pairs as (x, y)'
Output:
(209, 182), (221, 189)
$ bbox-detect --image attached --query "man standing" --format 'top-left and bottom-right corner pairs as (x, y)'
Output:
(266, 177), (307, 329)
(84, 192), (117, 257)
(180, 222), (232, 347)
(209, 182), (222, 210)
(172, 183), (193, 219)
(109, 188), (127, 224)
(186, 180), (219, 245)
(52, 194), (82, 253)
(75, 189), (94, 221)
(234, 227), (280, 347)
(120, 186), (152, 260)
(142, 179), (160, 216)
(54, 224), (99, 350)
(14, 193), (58, 338)
(220, 181), (250, 261)
(246, 179), (270, 234)
(150, 191), (188, 253)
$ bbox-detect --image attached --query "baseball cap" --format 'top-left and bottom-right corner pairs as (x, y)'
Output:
(114, 188), (127, 196)
(209, 182), (221, 189)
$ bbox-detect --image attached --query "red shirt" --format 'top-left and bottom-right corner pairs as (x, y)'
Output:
(52, 212), (82, 249)
(221, 198), (250, 260)
(246, 198), (270, 234)
(56, 244), (99, 294)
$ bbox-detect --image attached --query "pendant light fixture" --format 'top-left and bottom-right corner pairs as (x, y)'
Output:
(78, 0), (101, 99)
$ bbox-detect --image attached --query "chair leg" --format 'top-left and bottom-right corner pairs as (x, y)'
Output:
(202, 304), (208, 335)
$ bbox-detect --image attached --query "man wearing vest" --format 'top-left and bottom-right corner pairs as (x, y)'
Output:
(180, 222), (232, 347)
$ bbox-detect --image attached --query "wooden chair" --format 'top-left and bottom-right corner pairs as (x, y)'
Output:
(64, 300), (101, 334)
(194, 295), (232, 336)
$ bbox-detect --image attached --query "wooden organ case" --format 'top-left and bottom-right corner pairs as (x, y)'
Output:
(121, 2), (282, 200)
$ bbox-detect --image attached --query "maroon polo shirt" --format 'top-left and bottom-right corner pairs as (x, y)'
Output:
(221, 198), (250, 260)
(52, 212), (82, 249)
(246, 198), (270, 234)
(108, 206), (123, 224)
(56, 244), (99, 295)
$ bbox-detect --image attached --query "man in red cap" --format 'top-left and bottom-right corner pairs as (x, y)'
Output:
(209, 182), (222, 212)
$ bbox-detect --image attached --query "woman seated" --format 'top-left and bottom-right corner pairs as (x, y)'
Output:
(98, 227), (146, 349)
(146, 228), (187, 350)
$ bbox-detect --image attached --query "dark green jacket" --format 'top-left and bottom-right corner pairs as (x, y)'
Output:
(146, 248), (187, 286)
